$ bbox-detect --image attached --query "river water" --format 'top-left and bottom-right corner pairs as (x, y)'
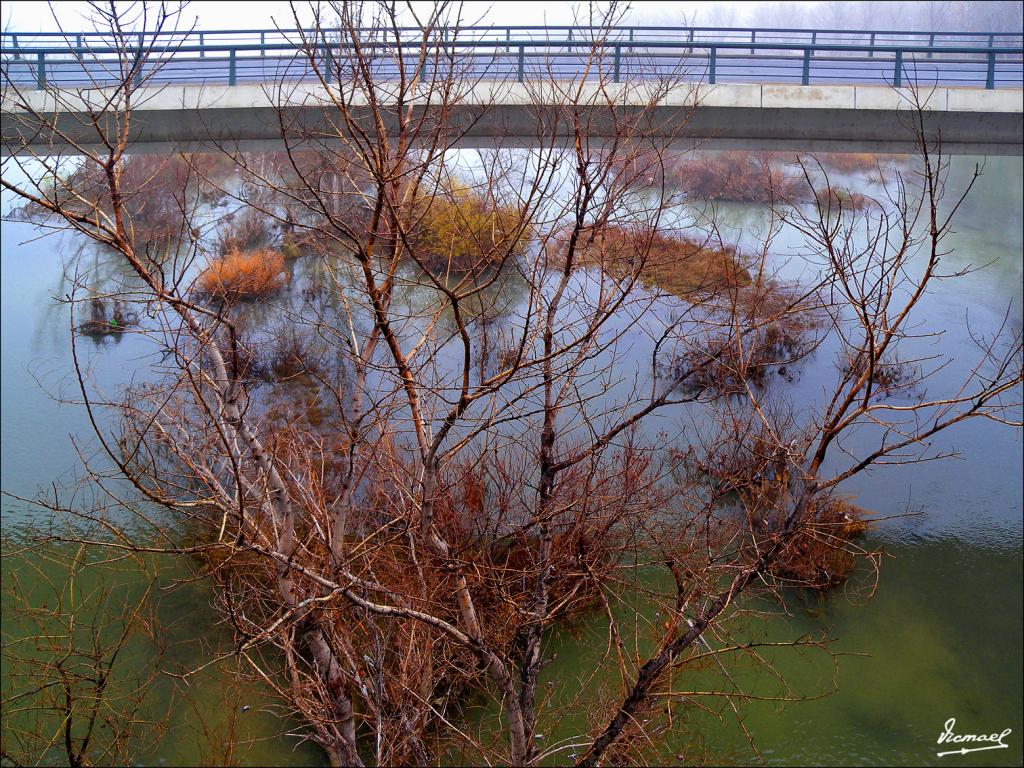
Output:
(1, 154), (1021, 766)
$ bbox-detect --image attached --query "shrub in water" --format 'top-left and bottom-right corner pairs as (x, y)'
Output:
(199, 247), (287, 300)
(413, 185), (530, 275)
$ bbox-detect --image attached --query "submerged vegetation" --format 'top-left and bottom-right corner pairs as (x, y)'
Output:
(574, 225), (752, 297)
(77, 296), (139, 337)
(615, 149), (897, 208)
(666, 279), (822, 395)
(198, 247), (288, 300)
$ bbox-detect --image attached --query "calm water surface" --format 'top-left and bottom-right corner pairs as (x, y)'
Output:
(1, 155), (1021, 766)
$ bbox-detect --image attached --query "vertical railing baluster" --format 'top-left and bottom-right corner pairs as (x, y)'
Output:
(229, 47), (237, 85)
(629, 27), (634, 53)
(750, 29), (755, 55)
(75, 34), (83, 61)
(506, 27), (510, 53)
(613, 43), (621, 82)
(869, 31), (875, 57)
(986, 49), (996, 89)
(133, 38), (143, 87)
(199, 31), (205, 58)
(802, 47), (811, 85)
(928, 32), (935, 58)
(12, 34), (20, 60)
(810, 30), (816, 57)
(260, 31), (266, 56)
(517, 44), (524, 82)
(709, 46), (716, 84)
(894, 49), (902, 87)
(36, 50), (46, 89)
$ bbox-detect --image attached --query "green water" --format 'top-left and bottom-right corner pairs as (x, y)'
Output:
(2, 155), (1021, 766)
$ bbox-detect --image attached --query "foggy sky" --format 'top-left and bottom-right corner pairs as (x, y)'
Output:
(3, 1), (1021, 35)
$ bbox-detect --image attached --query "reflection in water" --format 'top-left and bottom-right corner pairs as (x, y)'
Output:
(1, 154), (1021, 766)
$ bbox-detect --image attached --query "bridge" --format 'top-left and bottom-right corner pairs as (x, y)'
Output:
(3, 25), (1023, 155)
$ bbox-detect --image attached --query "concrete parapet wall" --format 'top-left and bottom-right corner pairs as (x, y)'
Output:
(3, 81), (1022, 155)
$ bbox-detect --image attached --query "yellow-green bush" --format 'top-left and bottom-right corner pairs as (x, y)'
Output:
(413, 185), (530, 275)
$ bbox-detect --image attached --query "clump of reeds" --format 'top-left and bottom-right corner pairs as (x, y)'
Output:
(841, 350), (917, 395)
(573, 225), (752, 298)
(77, 296), (139, 337)
(691, 431), (872, 590)
(199, 247), (287, 300)
(412, 184), (531, 276)
(810, 152), (909, 174)
(664, 279), (821, 395)
(813, 185), (877, 212)
(266, 327), (326, 382)
(215, 207), (277, 254)
(765, 497), (871, 590)
(613, 150), (808, 203)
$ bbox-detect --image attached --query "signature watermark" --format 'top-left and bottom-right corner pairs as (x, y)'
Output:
(936, 717), (1013, 758)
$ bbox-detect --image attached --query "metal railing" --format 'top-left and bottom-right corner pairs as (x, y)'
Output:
(2, 25), (1022, 91)
(4, 24), (1022, 50)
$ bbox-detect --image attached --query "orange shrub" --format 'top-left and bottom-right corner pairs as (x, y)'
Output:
(199, 247), (287, 300)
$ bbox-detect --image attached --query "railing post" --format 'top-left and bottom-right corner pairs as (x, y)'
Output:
(893, 49), (902, 88)
(810, 30), (816, 57)
(229, 47), (237, 85)
(613, 43), (621, 82)
(987, 49), (996, 89)
(75, 34), (83, 61)
(629, 27), (634, 52)
(927, 32), (935, 58)
(506, 27), (510, 53)
(134, 49), (143, 87)
(517, 44), (524, 82)
(36, 51), (45, 90)
(750, 29), (755, 55)
(709, 46), (716, 84)
(567, 27), (573, 52)
(199, 31), (205, 58)
(260, 31), (266, 56)
(802, 47), (811, 85)
(869, 31), (875, 57)
(687, 28), (694, 53)
(12, 34), (19, 60)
